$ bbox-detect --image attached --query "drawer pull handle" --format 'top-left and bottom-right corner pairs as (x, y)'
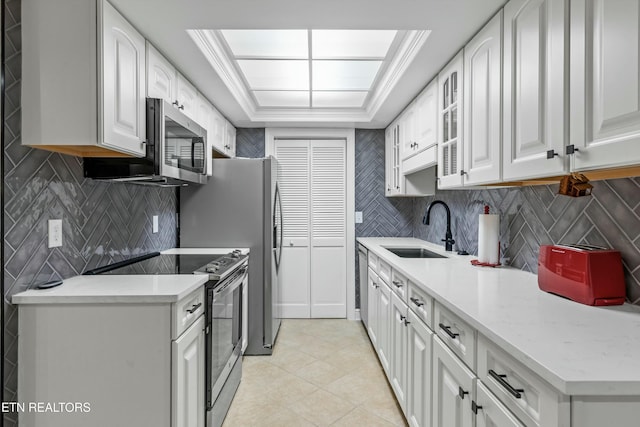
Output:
(410, 297), (424, 307)
(471, 401), (482, 414)
(392, 280), (403, 288)
(458, 387), (469, 400)
(488, 369), (524, 399)
(186, 302), (202, 314)
(439, 323), (459, 339)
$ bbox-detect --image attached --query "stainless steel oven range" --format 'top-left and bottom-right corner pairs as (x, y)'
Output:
(195, 252), (248, 427)
(83, 250), (249, 427)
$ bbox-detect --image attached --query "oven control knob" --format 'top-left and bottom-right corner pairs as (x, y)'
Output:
(206, 265), (219, 273)
(230, 252), (240, 259)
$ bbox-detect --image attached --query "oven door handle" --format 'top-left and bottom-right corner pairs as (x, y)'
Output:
(214, 266), (248, 296)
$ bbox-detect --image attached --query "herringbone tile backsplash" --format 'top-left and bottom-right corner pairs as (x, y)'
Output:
(236, 128), (265, 158)
(2, 1), (178, 423)
(413, 179), (640, 304)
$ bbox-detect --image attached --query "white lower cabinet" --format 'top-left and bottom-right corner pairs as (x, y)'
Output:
(390, 292), (409, 413)
(377, 279), (392, 375)
(172, 316), (205, 427)
(361, 245), (640, 427)
(432, 337), (475, 427)
(475, 382), (524, 427)
(367, 267), (380, 348)
(18, 287), (205, 427)
(407, 309), (433, 427)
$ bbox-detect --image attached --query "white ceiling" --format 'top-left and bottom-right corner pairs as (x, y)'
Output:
(109, 0), (506, 128)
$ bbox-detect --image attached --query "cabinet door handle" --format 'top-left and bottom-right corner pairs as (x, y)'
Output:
(179, 104), (185, 110)
(566, 144), (580, 155)
(488, 369), (524, 399)
(439, 323), (459, 339)
(546, 149), (559, 159)
(399, 315), (406, 323)
(186, 302), (202, 314)
(410, 297), (424, 307)
(392, 280), (403, 288)
(472, 401), (483, 414)
(458, 387), (469, 400)
(172, 100), (180, 107)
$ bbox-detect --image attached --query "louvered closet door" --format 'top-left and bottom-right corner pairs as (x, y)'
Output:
(310, 140), (346, 318)
(274, 139), (347, 318)
(275, 140), (311, 318)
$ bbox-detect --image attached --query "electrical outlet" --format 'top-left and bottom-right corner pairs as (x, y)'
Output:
(355, 211), (363, 224)
(152, 215), (159, 234)
(48, 219), (63, 248)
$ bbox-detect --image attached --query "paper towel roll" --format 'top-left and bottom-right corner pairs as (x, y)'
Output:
(478, 214), (500, 264)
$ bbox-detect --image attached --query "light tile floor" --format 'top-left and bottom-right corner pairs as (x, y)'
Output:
(222, 319), (408, 427)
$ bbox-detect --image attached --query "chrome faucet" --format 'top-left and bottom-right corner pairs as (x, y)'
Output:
(422, 200), (455, 251)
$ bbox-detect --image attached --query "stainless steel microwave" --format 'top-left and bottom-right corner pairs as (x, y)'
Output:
(84, 98), (208, 186)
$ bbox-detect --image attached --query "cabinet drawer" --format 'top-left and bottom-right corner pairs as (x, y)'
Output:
(172, 287), (205, 339)
(390, 269), (408, 302)
(407, 282), (433, 329)
(477, 335), (569, 427)
(368, 252), (378, 271)
(434, 302), (476, 371)
(378, 259), (392, 285)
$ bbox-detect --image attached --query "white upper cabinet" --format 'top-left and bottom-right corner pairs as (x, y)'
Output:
(503, 0), (568, 180)
(437, 51), (464, 188)
(403, 80), (438, 166)
(146, 42), (177, 104)
(196, 96), (215, 176)
(386, 121), (403, 196)
(414, 81), (439, 156)
(224, 121), (237, 158)
(101, 1), (147, 157)
(146, 42), (200, 122)
(22, 0), (146, 157)
(210, 109), (227, 154)
(176, 74), (199, 121)
(401, 105), (418, 160)
(463, 11), (503, 186)
(569, 0), (640, 171)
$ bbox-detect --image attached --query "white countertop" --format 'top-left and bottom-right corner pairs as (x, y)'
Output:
(358, 237), (640, 396)
(12, 247), (249, 304)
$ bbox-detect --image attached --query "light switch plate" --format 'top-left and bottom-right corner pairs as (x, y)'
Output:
(152, 215), (159, 233)
(48, 219), (63, 248)
(355, 211), (363, 223)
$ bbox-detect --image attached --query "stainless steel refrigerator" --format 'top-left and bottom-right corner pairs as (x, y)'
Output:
(180, 157), (282, 355)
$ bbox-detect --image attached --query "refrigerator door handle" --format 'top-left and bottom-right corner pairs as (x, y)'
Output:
(277, 183), (283, 268)
(273, 182), (283, 271)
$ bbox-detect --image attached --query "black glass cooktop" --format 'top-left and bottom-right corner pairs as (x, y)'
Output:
(84, 253), (222, 276)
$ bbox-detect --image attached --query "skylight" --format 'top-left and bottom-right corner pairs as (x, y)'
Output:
(188, 28), (431, 121)
(219, 29), (398, 108)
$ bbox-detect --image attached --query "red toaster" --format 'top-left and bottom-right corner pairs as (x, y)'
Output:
(537, 244), (626, 306)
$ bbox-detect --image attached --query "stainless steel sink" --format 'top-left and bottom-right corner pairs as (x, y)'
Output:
(383, 247), (447, 259)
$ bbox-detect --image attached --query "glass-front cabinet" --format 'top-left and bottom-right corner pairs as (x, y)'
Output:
(385, 121), (403, 196)
(437, 51), (464, 188)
